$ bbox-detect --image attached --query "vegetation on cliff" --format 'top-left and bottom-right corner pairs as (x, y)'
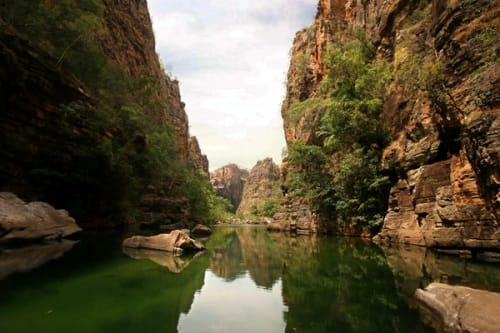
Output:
(237, 158), (282, 219)
(285, 34), (392, 231)
(0, 0), (226, 224)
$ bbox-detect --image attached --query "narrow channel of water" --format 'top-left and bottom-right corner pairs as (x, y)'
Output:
(0, 226), (498, 333)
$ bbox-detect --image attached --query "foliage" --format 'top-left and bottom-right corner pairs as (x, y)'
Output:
(0, 0), (216, 223)
(287, 97), (331, 127)
(393, 31), (445, 99)
(261, 197), (280, 217)
(286, 35), (392, 231)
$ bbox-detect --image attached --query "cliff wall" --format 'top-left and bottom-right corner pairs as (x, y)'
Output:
(97, 0), (190, 159)
(278, 0), (499, 249)
(0, 1), (208, 226)
(237, 158), (281, 217)
(210, 164), (249, 212)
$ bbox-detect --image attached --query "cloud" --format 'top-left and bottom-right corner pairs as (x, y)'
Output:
(148, 0), (317, 170)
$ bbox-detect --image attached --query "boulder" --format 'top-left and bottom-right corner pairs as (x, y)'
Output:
(413, 282), (500, 333)
(0, 192), (81, 243)
(191, 224), (212, 236)
(122, 230), (205, 255)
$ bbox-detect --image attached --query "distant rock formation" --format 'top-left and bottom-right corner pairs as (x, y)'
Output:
(0, 192), (81, 243)
(237, 158), (281, 217)
(210, 164), (249, 211)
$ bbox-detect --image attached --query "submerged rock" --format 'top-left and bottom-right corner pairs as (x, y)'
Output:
(413, 282), (500, 333)
(0, 192), (81, 243)
(191, 224), (212, 236)
(122, 230), (204, 255)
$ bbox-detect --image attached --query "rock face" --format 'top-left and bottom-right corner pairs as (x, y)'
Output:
(279, 0), (499, 246)
(0, 2), (208, 225)
(97, 0), (189, 157)
(0, 22), (98, 211)
(237, 158), (281, 217)
(413, 282), (500, 333)
(269, 195), (320, 235)
(96, 0), (208, 224)
(122, 230), (205, 255)
(0, 192), (81, 243)
(210, 164), (249, 211)
(188, 137), (209, 174)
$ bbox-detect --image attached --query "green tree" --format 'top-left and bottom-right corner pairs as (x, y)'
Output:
(286, 34), (392, 231)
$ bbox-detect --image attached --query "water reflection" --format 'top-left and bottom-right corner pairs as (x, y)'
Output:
(0, 236), (209, 333)
(381, 244), (500, 295)
(1, 227), (499, 333)
(207, 227), (281, 288)
(198, 227), (429, 332)
(0, 240), (77, 279)
(123, 247), (205, 273)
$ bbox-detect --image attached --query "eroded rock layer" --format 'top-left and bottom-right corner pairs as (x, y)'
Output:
(210, 164), (249, 211)
(0, 1), (208, 226)
(278, 0), (499, 248)
(237, 158), (281, 217)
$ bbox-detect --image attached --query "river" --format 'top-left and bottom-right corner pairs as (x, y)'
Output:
(0, 226), (499, 333)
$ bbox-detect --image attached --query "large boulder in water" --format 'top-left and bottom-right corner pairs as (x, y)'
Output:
(0, 192), (81, 243)
(413, 282), (500, 333)
(122, 230), (205, 255)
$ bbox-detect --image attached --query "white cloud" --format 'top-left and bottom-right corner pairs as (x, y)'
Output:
(148, 0), (317, 170)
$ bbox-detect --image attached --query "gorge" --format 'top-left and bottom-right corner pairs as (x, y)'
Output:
(0, 0), (499, 332)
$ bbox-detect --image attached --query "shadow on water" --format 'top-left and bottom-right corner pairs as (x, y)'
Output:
(1, 226), (499, 333)
(0, 230), (209, 333)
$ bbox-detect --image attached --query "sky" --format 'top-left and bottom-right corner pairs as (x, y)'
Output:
(147, 0), (318, 171)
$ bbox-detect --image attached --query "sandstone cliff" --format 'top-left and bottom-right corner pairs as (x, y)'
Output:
(278, 0), (499, 249)
(188, 136), (209, 174)
(97, 0), (190, 158)
(0, 1), (208, 226)
(210, 164), (249, 211)
(237, 158), (281, 217)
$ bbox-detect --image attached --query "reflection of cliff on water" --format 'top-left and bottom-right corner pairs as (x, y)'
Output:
(207, 226), (282, 289)
(272, 236), (430, 333)
(0, 240), (77, 280)
(122, 247), (205, 273)
(0, 235), (210, 333)
(381, 244), (500, 295)
(207, 227), (245, 280)
(237, 227), (282, 288)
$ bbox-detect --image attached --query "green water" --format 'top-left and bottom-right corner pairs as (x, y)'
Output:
(1, 226), (499, 333)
